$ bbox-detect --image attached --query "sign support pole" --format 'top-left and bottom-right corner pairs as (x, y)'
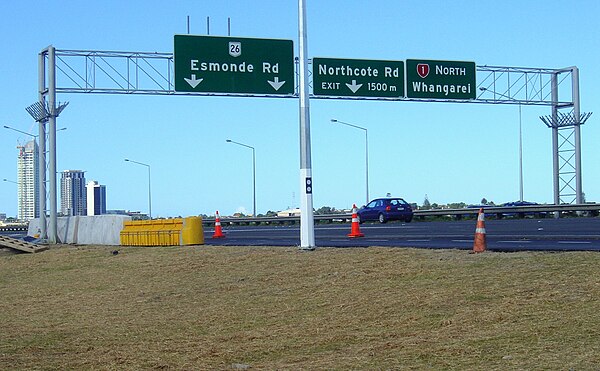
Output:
(37, 51), (47, 239)
(551, 73), (559, 217)
(572, 66), (583, 204)
(298, 0), (315, 250)
(48, 46), (58, 243)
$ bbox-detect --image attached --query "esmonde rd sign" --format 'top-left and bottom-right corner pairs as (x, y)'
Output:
(174, 35), (294, 95)
(313, 57), (404, 98)
(406, 59), (476, 100)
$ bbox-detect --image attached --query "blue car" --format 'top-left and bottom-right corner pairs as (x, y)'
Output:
(502, 201), (545, 218)
(357, 197), (413, 224)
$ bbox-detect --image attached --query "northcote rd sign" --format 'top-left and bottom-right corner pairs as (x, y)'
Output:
(174, 35), (294, 95)
(312, 57), (404, 98)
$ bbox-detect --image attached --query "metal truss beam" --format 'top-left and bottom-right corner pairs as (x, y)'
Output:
(476, 65), (575, 106)
(49, 49), (575, 106)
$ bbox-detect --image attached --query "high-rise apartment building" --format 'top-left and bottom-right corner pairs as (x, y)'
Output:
(86, 180), (106, 216)
(60, 170), (86, 216)
(16, 140), (39, 220)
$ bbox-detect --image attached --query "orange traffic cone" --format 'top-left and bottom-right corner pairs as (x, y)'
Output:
(212, 211), (225, 239)
(348, 204), (365, 238)
(472, 208), (487, 253)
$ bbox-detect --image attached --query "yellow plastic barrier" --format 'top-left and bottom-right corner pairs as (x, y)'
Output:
(181, 216), (203, 245)
(120, 217), (204, 246)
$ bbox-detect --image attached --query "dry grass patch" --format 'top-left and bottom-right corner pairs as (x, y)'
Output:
(1, 245), (600, 369)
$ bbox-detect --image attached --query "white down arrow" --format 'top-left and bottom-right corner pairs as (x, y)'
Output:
(346, 80), (363, 93)
(268, 77), (286, 91)
(184, 74), (203, 88)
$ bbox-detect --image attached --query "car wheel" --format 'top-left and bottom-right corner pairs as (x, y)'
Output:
(405, 215), (413, 223)
(378, 213), (387, 224)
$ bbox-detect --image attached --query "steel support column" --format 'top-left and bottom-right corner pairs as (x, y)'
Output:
(572, 67), (583, 204)
(37, 51), (47, 239)
(47, 46), (58, 243)
(542, 67), (589, 208)
(551, 73), (559, 208)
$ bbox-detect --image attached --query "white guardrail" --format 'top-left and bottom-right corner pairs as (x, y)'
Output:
(203, 203), (600, 226)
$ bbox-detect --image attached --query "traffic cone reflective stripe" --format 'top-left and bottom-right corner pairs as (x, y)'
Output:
(472, 208), (486, 253)
(212, 211), (225, 239)
(348, 204), (365, 238)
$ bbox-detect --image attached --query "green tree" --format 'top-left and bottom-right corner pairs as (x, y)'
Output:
(422, 195), (431, 210)
(316, 206), (336, 215)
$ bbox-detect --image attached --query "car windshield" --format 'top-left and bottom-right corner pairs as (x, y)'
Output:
(366, 199), (409, 208)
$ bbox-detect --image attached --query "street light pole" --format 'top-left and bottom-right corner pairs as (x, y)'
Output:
(2, 179), (20, 220)
(226, 139), (256, 217)
(479, 87), (524, 202)
(124, 159), (152, 219)
(331, 119), (370, 204)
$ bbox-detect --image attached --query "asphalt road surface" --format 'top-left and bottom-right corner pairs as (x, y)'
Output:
(205, 218), (600, 251)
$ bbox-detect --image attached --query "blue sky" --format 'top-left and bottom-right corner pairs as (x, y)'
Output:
(1, 0), (599, 218)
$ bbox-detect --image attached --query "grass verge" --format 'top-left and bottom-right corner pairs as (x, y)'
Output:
(1, 245), (600, 369)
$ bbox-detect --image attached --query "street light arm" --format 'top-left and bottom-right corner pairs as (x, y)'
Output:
(226, 139), (255, 151)
(478, 87), (516, 101)
(4, 125), (38, 138)
(330, 118), (367, 132)
(124, 158), (150, 168)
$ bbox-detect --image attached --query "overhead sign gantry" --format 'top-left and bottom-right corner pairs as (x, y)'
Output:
(36, 37), (588, 246)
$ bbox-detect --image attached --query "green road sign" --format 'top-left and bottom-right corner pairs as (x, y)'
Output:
(406, 59), (476, 100)
(313, 58), (404, 98)
(174, 35), (294, 95)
